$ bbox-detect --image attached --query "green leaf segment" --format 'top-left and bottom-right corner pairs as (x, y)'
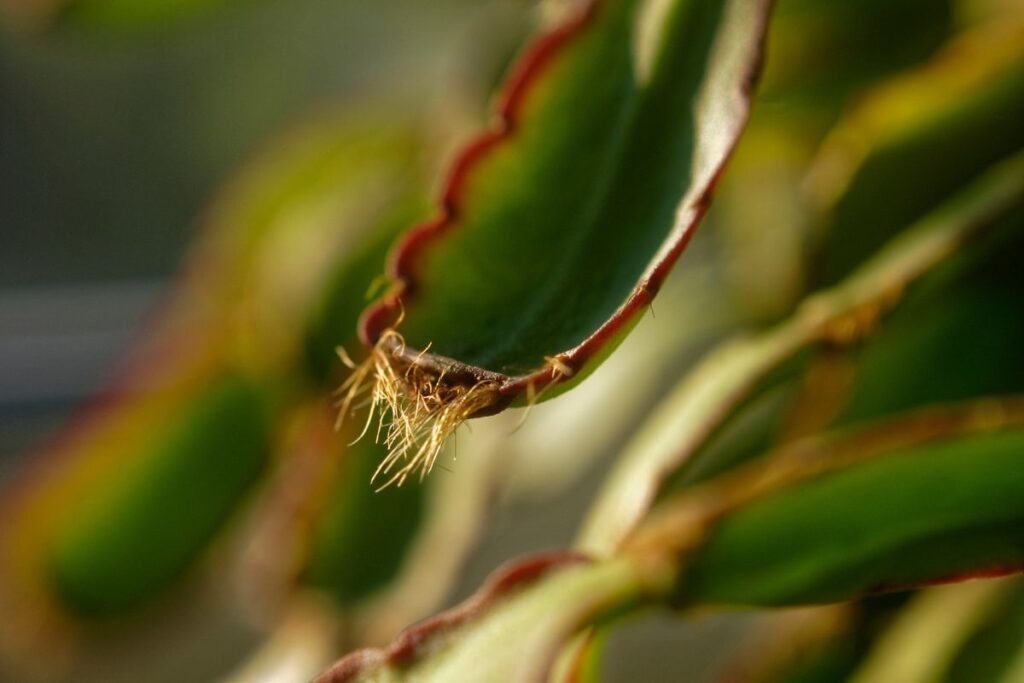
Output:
(314, 148), (1024, 682)
(315, 399), (1024, 683)
(363, 0), (770, 383)
(351, 0), (774, 484)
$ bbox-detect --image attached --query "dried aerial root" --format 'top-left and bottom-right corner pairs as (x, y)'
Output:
(335, 331), (501, 489)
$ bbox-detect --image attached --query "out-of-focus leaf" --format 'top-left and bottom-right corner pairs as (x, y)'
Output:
(56, 0), (236, 29)
(221, 603), (343, 683)
(944, 578), (1024, 683)
(317, 399), (1024, 680)
(807, 22), (1024, 284)
(0, 358), (258, 625)
(649, 401), (1024, 606)
(676, 31), (1024, 494)
(46, 372), (270, 616)
(713, 582), (1024, 683)
(238, 399), (505, 669)
(359, 0), (771, 411)
(315, 398), (1024, 682)
(242, 404), (427, 612)
(834, 205), (1024, 428)
(711, 127), (812, 321)
(314, 553), (645, 683)
(847, 579), (1014, 683)
(301, 192), (426, 384)
(712, 604), (862, 683)
(578, 150), (1024, 555)
(761, 0), (953, 108)
(717, 174), (1024, 503)
(300, 439), (426, 607)
(549, 629), (606, 683)
(0, 113), (425, 639)
(203, 116), (425, 376)
(662, 352), (810, 491)
(713, 0), (960, 322)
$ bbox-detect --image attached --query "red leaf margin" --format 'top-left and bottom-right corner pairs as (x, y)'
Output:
(359, 0), (773, 401)
(314, 551), (591, 682)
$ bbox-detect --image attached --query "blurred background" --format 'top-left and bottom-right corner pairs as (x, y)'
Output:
(0, 0), (532, 465)
(1, 0), (1021, 682)
(0, 3), (539, 679)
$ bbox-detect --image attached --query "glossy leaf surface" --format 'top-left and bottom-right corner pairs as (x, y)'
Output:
(361, 0), (772, 400)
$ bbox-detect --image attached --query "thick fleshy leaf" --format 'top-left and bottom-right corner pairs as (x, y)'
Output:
(826, 226), (1024, 432)
(237, 403), (426, 616)
(0, 114), (425, 636)
(761, 0), (953, 108)
(578, 149), (1024, 555)
(0, 100), (414, 647)
(211, 116), (426, 376)
(403, 408), (1016, 675)
(682, 171), (1024, 496)
(314, 398), (1024, 682)
(712, 584), (1022, 683)
(300, 438), (426, 607)
(45, 372), (271, 616)
(1, 363), (271, 624)
(710, 0), (958, 323)
(807, 21), (1024, 284)
(943, 578), (1024, 683)
(317, 399), (1024, 680)
(357, 0), (772, 430)
(2, 369), (277, 681)
(11, 0), (236, 31)
(68, 0), (230, 24)
(302, 192), (425, 383)
(675, 29), (1024, 483)
(847, 579), (1019, 683)
(709, 153), (1024, 502)
(314, 553), (646, 683)
(634, 400), (1024, 607)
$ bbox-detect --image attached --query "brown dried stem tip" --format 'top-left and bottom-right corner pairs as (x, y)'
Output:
(335, 331), (502, 489)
